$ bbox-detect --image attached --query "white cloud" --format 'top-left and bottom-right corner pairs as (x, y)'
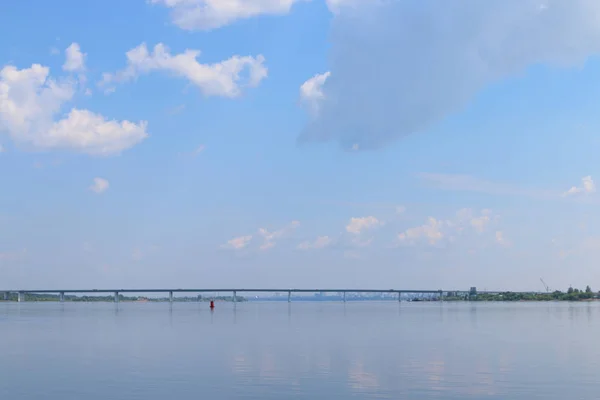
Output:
(89, 177), (109, 194)
(563, 176), (595, 196)
(260, 241), (276, 251)
(495, 231), (511, 247)
(222, 235), (253, 250)
(0, 63), (148, 155)
(297, 236), (332, 250)
(398, 217), (446, 245)
(0, 144), (4, 153)
(258, 220), (300, 250)
(396, 205), (406, 214)
(150, 0), (304, 31)
(456, 208), (493, 234)
(300, 1), (600, 150)
(63, 43), (86, 73)
(346, 216), (382, 234)
(45, 109), (148, 156)
(470, 215), (491, 233)
(100, 43), (268, 97)
(326, 0), (372, 13)
(221, 221), (300, 252)
(399, 208), (498, 246)
(300, 71), (330, 116)
(564, 187), (579, 196)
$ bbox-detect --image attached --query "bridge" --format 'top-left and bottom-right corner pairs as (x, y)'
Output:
(0, 288), (520, 303)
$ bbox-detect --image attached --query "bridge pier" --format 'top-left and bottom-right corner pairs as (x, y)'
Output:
(343, 292), (346, 302)
(60, 292), (65, 302)
(17, 291), (24, 302)
(288, 291), (291, 303)
(233, 291), (237, 303)
(3, 292), (8, 301)
(398, 292), (401, 302)
(114, 291), (119, 303)
(169, 291), (173, 303)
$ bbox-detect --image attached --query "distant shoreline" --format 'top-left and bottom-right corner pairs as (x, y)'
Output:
(1, 288), (597, 303)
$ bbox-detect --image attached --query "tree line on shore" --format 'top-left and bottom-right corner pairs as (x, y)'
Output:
(446, 286), (597, 301)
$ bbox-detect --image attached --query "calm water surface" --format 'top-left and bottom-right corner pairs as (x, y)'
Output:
(1, 301), (600, 399)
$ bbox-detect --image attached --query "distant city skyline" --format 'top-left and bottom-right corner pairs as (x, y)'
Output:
(2, 1), (600, 291)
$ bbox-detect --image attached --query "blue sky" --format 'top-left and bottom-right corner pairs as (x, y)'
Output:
(2, 0), (600, 291)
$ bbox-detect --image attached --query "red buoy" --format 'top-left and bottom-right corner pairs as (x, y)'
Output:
(210, 300), (215, 309)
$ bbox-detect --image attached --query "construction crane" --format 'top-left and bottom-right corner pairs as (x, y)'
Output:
(540, 278), (550, 293)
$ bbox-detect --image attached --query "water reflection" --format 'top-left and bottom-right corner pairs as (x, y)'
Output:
(347, 361), (379, 392)
(469, 303), (477, 328)
(586, 302), (592, 323)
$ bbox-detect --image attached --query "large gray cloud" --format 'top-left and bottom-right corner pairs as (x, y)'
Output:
(299, 0), (600, 150)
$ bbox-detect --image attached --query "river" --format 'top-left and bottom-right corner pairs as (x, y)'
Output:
(1, 301), (599, 399)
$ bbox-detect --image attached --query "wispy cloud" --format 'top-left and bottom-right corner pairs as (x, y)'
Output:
(0, 248), (28, 263)
(89, 178), (109, 194)
(495, 231), (511, 247)
(398, 217), (446, 246)
(300, 71), (331, 116)
(418, 173), (556, 200)
(346, 216), (382, 234)
(100, 43), (267, 97)
(221, 221), (300, 252)
(167, 104), (185, 115)
(297, 236), (333, 250)
(221, 235), (253, 250)
(563, 176), (595, 197)
(398, 208), (499, 247)
(193, 144), (205, 156)
(258, 221), (300, 251)
(177, 144), (206, 159)
(150, 0), (305, 31)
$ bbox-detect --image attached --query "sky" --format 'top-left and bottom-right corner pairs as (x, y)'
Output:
(2, 0), (600, 292)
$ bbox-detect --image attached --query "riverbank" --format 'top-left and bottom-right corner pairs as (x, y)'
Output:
(448, 289), (597, 302)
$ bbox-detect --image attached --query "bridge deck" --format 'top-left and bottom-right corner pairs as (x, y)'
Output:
(6, 288), (446, 294)
(1, 289), (541, 295)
